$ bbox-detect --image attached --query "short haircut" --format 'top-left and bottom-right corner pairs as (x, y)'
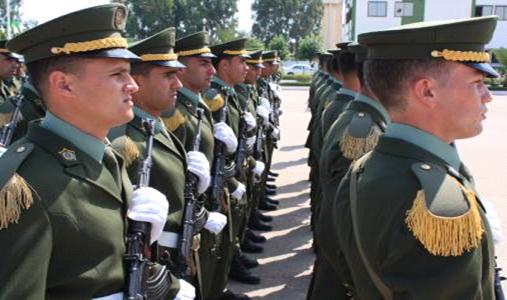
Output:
(130, 62), (156, 77)
(356, 61), (365, 86)
(364, 59), (449, 111)
(26, 55), (86, 97)
(327, 54), (340, 73)
(338, 52), (356, 75)
(212, 56), (232, 70)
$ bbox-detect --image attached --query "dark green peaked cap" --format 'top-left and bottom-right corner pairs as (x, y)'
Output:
(327, 49), (341, 56)
(210, 38), (250, 58)
(347, 42), (367, 63)
(175, 31), (215, 58)
(129, 27), (185, 68)
(7, 4), (139, 64)
(262, 50), (279, 63)
(358, 16), (499, 77)
(246, 50), (264, 68)
(0, 40), (17, 59)
(336, 41), (352, 52)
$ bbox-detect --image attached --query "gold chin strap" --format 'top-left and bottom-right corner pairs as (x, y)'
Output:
(263, 58), (278, 62)
(246, 59), (263, 64)
(51, 37), (128, 55)
(431, 49), (490, 63)
(223, 49), (248, 55)
(177, 47), (211, 56)
(140, 53), (178, 62)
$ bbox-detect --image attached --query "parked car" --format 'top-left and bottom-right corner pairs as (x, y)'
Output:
(283, 63), (315, 75)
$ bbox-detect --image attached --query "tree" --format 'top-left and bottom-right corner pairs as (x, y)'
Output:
(297, 34), (323, 61)
(251, 0), (323, 49)
(114, 0), (239, 43)
(267, 34), (289, 59)
(0, 0), (23, 38)
(246, 36), (264, 50)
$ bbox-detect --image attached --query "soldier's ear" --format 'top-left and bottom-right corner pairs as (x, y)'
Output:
(413, 77), (438, 109)
(47, 70), (73, 96)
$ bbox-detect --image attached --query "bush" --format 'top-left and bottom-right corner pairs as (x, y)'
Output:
(282, 73), (312, 82)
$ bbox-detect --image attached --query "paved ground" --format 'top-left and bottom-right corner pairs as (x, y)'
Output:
(227, 87), (507, 299)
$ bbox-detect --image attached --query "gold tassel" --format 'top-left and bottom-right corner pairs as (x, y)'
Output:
(405, 188), (484, 257)
(162, 110), (186, 132)
(0, 112), (12, 127)
(204, 95), (225, 112)
(0, 174), (33, 229)
(114, 136), (140, 167)
(340, 127), (380, 160)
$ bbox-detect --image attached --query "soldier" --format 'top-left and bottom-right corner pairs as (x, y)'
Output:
(0, 40), (20, 103)
(308, 42), (390, 300)
(329, 16), (499, 299)
(0, 4), (172, 298)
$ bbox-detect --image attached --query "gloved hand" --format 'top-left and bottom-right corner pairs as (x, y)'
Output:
(245, 136), (256, 151)
(230, 182), (246, 200)
(256, 105), (270, 125)
(243, 112), (257, 131)
(252, 161), (265, 177)
(214, 122), (238, 153)
(271, 127), (280, 140)
(0, 146), (6, 157)
(174, 279), (196, 300)
(277, 108), (283, 116)
(187, 151), (210, 195)
(128, 187), (169, 244)
(259, 97), (272, 113)
(204, 212), (228, 234)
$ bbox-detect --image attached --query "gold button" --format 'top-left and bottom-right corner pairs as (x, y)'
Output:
(420, 163), (431, 170)
(357, 112), (365, 118)
(16, 146), (25, 153)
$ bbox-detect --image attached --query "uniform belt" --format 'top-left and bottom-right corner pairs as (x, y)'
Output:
(158, 231), (180, 248)
(93, 292), (124, 300)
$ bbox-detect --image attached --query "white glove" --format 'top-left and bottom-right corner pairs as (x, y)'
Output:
(187, 151), (210, 195)
(246, 136), (256, 150)
(174, 279), (196, 300)
(244, 112), (257, 131)
(0, 146), (6, 157)
(204, 212), (228, 234)
(128, 187), (169, 244)
(271, 127), (280, 140)
(213, 122), (238, 153)
(256, 105), (270, 125)
(260, 97), (272, 112)
(277, 108), (283, 116)
(230, 182), (246, 200)
(252, 161), (265, 177)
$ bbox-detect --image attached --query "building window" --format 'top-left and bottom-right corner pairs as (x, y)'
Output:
(475, 5), (494, 17)
(368, 1), (388, 17)
(495, 6), (507, 20)
(394, 2), (414, 17)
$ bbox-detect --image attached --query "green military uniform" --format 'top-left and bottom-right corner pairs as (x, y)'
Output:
(321, 16), (499, 299)
(0, 4), (143, 298)
(162, 31), (224, 300)
(109, 27), (188, 297)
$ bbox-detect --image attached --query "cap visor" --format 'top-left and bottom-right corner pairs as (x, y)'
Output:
(465, 62), (499, 78)
(91, 48), (141, 61)
(240, 54), (251, 58)
(197, 52), (216, 58)
(248, 63), (265, 69)
(148, 60), (187, 69)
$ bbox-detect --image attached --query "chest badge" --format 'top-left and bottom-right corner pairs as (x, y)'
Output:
(58, 148), (77, 161)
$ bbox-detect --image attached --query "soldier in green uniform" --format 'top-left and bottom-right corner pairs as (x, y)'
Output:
(327, 16), (499, 299)
(110, 27), (220, 300)
(204, 38), (260, 295)
(308, 42), (390, 300)
(0, 4), (175, 299)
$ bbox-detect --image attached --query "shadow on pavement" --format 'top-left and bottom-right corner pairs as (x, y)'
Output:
(279, 144), (305, 152)
(277, 180), (310, 195)
(271, 157), (307, 170)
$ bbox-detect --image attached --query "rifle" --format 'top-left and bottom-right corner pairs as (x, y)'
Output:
(124, 119), (170, 300)
(234, 95), (251, 177)
(178, 108), (204, 279)
(208, 96), (229, 212)
(0, 84), (26, 147)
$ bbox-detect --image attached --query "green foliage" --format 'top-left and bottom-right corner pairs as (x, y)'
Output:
(267, 34), (289, 59)
(492, 48), (507, 68)
(252, 0), (323, 50)
(246, 36), (265, 50)
(0, 0), (23, 39)
(297, 35), (323, 61)
(282, 73), (311, 82)
(115, 0), (239, 42)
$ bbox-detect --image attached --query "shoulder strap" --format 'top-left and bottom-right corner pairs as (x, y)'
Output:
(349, 157), (393, 300)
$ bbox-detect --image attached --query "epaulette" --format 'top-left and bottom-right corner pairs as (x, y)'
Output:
(0, 142), (34, 229)
(340, 112), (381, 160)
(405, 162), (484, 256)
(162, 109), (186, 132)
(110, 135), (140, 167)
(0, 111), (11, 126)
(203, 88), (225, 112)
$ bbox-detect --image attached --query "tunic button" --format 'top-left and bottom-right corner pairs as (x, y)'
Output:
(16, 146), (25, 153)
(357, 112), (365, 118)
(420, 163), (431, 170)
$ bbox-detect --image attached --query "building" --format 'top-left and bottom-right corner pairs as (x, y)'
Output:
(343, 0), (507, 48)
(321, 0), (344, 49)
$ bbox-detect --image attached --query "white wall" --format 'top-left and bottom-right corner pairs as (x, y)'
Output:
(424, 0), (473, 20)
(354, 0), (401, 39)
(476, 0), (507, 48)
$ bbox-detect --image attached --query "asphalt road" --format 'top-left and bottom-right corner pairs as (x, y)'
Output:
(227, 87), (507, 299)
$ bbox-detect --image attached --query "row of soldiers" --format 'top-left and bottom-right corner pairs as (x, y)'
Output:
(0, 4), (284, 300)
(304, 15), (504, 299)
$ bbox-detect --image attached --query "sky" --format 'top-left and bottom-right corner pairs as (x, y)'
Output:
(21, 0), (254, 32)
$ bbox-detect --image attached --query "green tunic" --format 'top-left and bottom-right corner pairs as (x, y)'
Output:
(322, 125), (495, 299)
(320, 88), (357, 137)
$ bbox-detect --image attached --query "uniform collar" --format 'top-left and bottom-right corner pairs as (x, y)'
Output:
(338, 87), (358, 98)
(41, 111), (105, 163)
(384, 123), (461, 170)
(133, 106), (168, 136)
(212, 76), (236, 95)
(354, 93), (390, 124)
(178, 86), (201, 108)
